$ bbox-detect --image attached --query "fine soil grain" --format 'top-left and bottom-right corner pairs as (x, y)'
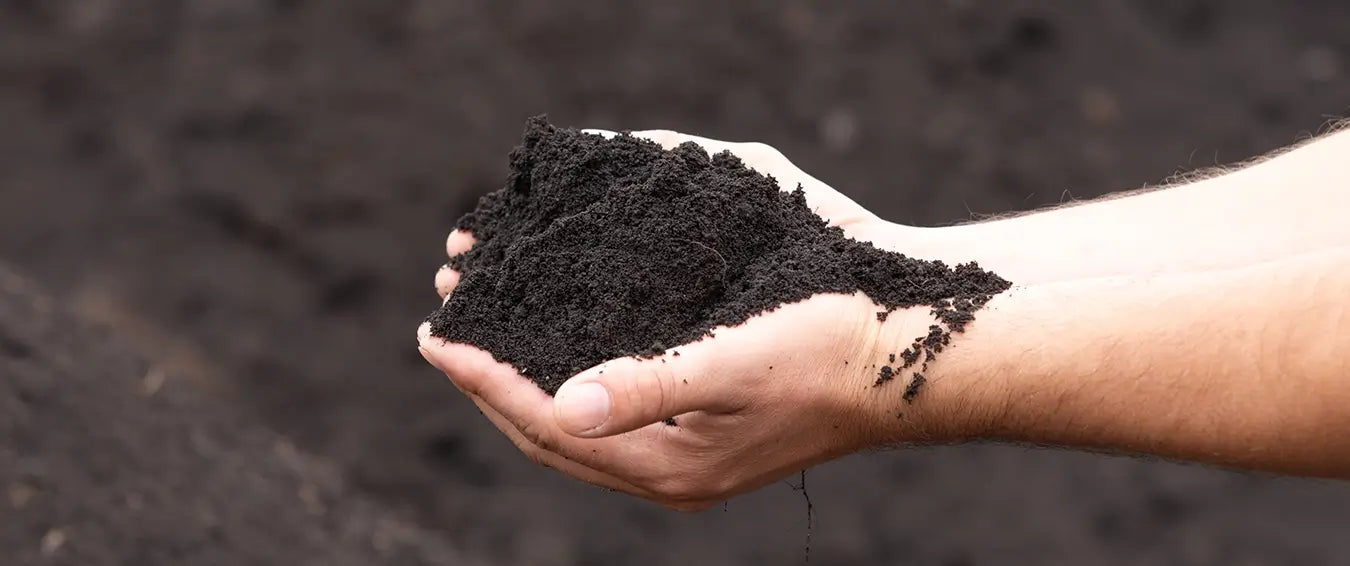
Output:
(428, 117), (1011, 395)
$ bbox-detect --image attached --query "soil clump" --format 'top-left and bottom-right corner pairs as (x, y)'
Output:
(428, 117), (1010, 395)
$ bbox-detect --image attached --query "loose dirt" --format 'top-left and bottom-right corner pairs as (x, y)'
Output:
(429, 118), (1010, 395)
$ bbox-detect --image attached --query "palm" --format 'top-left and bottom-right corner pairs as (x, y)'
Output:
(420, 290), (901, 510)
(423, 129), (912, 510)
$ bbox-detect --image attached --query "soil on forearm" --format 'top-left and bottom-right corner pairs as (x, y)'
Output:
(427, 117), (1011, 395)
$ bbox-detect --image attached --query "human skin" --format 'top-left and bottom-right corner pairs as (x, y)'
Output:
(418, 127), (1350, 511)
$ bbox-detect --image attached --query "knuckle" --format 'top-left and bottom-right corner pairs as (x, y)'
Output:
(652, 364), (676, 415)
(615, 362), (675, 423)
(643, 363), (677, 419)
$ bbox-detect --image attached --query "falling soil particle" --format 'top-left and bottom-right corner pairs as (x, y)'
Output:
(429, 117), (1010, 395)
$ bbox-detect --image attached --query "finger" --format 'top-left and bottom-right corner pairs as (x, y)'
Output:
(628, 129), (746, 156)
(554, 342), (744, 439)
(435, 265), (460, 299)
(463, 392), (656, 498)
(627, 130), (873, 226)
(418, 323), (638, 464)
(446, 230), (475, 258)
(418, 324), (550, 416)
(629, 130), (797, 173)
(419, 324), (722, 507)
(420, 339), (659, 497)
(581, 128), (618, 139)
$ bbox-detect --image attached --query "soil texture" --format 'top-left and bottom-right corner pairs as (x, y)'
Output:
(431, 118), (1008, 393)
(5, 2), (1350, 564)
(0, 266), (482, 566)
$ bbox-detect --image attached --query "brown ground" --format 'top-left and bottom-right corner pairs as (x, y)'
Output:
(3, 2), (1350, 564)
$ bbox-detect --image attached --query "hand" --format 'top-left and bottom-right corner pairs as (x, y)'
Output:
(419, 131), (970, 511)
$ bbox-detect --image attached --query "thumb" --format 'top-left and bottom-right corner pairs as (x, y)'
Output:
(553, 349), (724, 438)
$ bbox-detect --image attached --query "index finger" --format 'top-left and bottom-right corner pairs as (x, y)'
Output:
(622, 129), (876, 228)
(446, 229), (475, 257)
(416, 324), (662, 474)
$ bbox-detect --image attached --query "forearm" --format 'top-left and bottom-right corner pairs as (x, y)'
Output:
(899, 128), (1350, 284)
(922, 246), (1350, 477)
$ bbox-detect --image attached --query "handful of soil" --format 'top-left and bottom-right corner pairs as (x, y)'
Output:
(428, 117), (1010, 397)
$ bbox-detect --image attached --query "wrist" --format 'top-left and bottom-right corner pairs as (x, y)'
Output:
(854, 303), (1005, 447)
(954, 255), (1350, 477)
(841, 221), (1021, 444)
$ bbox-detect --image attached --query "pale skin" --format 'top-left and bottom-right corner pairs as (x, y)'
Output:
(418, 126), (1350, 512)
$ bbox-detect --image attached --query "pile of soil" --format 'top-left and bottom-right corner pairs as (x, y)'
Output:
(429, 117), (1010, 395)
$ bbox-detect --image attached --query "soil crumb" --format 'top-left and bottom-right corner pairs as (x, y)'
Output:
(876, 365), (896, 386)
(428, 117), (1010, 395)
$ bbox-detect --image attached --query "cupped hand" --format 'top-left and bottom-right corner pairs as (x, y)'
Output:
(420, 131), (960, 510)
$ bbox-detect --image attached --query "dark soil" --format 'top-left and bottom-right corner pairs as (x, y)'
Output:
(430, 118), (1009, 394)
(5, 2), (1350, 565)
(0, 267), (481, 566)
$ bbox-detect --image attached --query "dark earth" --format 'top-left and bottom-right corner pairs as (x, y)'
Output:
(430, 117), (1008, 394)
(0, 266), (482, 566)
(4, 2), (1350, 564)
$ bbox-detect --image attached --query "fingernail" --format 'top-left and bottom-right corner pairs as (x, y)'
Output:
(555, 382), (611, 434)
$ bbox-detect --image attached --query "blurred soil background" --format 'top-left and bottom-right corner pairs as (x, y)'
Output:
(3, 1), (1350, 564)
